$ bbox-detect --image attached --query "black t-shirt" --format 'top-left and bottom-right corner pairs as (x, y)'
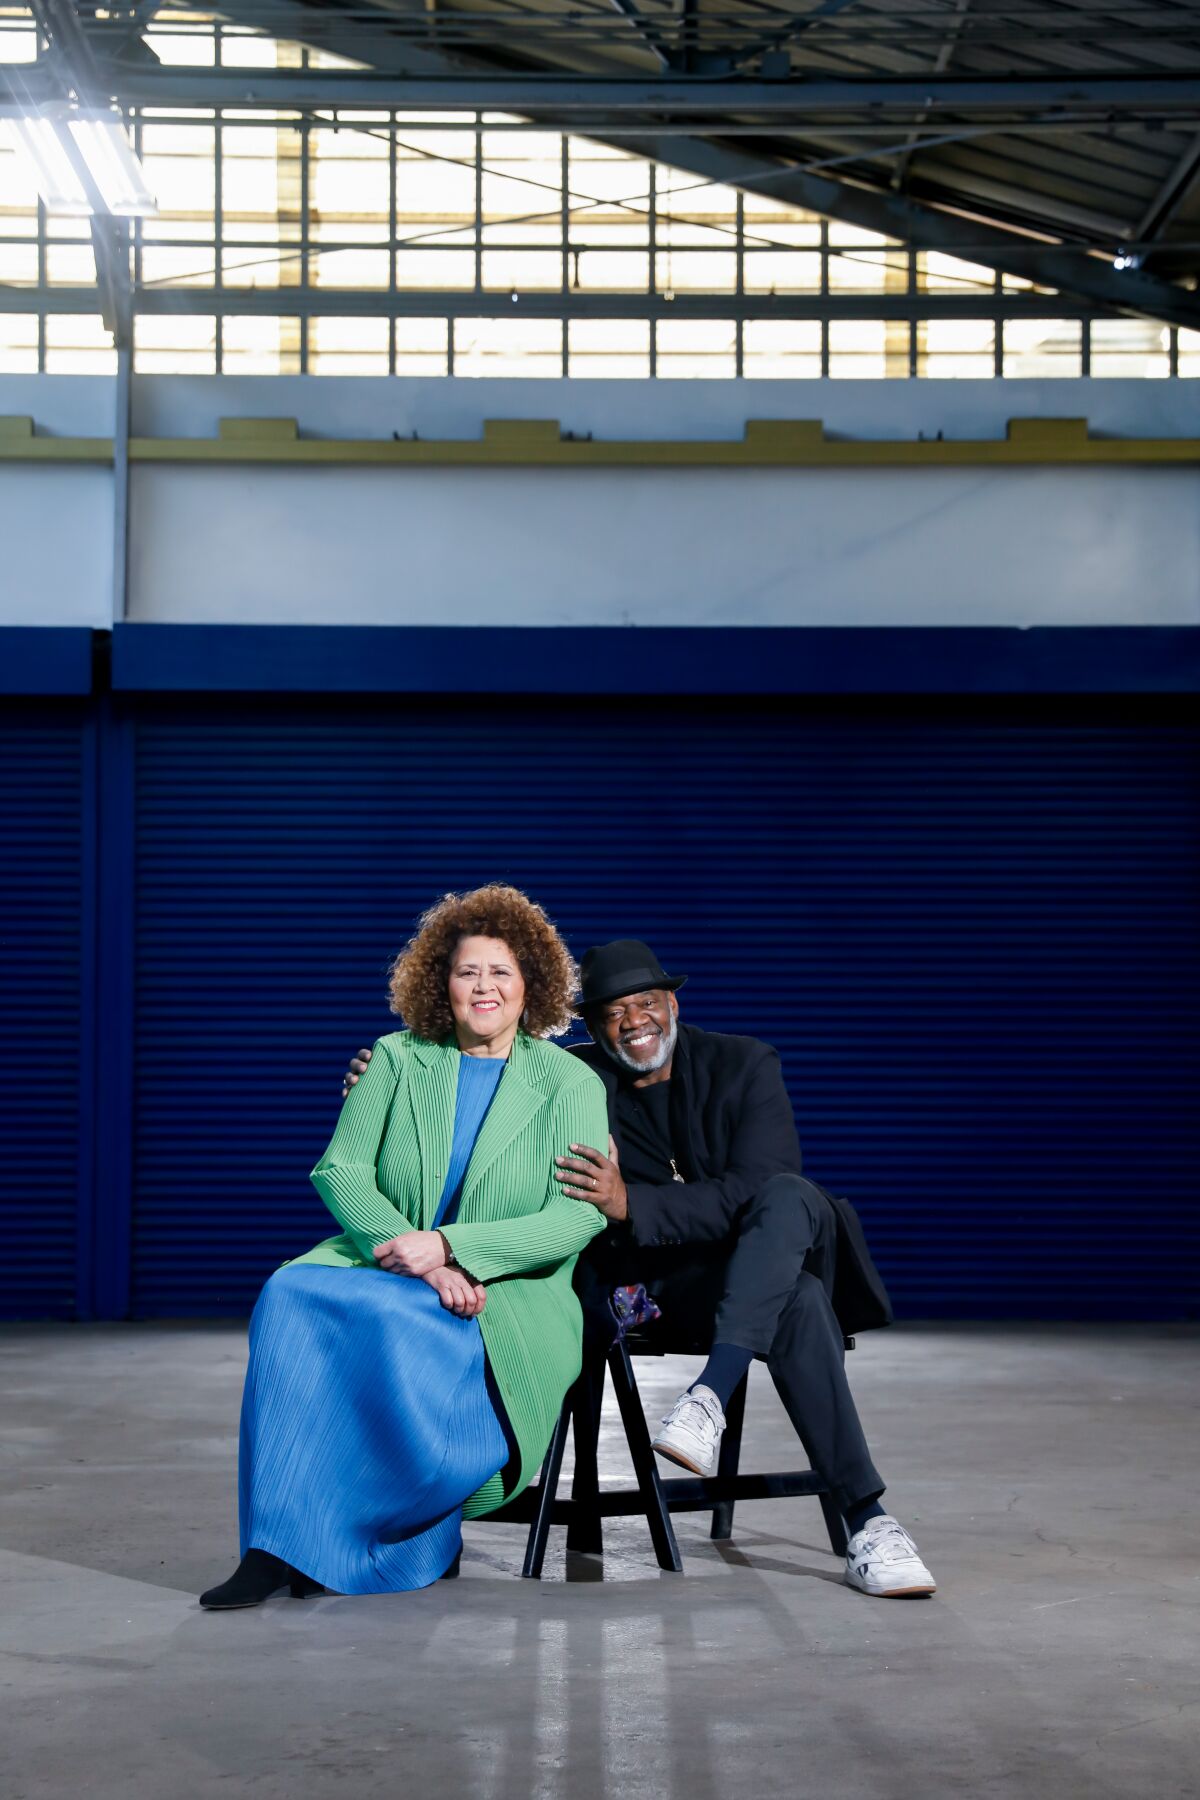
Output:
(614, 1078), (676, 1186)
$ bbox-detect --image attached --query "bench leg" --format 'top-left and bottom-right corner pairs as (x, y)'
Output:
(607, 1341), (683, 1573)
(819, 1491), (848, 1558)
(522, 1392), (573, 1579)
(566, 1357), (604, 1556)
(710, 1372), (747, 1541)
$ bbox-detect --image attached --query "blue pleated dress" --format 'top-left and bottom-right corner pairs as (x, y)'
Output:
(238, 1053), (510, 1594)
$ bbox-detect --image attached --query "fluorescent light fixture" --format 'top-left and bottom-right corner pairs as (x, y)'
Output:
(4, 113), (90, 214)
(2, 108), (156, 218)
(67, 114), (157, 218)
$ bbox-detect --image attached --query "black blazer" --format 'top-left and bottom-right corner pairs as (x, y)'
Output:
(569, 1022), (893, 1335)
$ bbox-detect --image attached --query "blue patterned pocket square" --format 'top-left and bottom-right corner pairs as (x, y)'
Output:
(608, 1282), (662, 1346)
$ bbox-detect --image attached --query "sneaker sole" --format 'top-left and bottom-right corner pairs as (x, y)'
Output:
(845, 1576), (937, 1597)
(652, 1438), (715, 1477)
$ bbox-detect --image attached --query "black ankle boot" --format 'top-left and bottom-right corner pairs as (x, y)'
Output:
(199, 1548), (323, 1610)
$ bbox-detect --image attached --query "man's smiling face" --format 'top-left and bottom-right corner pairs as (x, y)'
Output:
(588, 987), (679, 1076)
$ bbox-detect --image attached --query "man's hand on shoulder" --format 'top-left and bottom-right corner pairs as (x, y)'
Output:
(342, 1046), (372, 1100)
(555, 1141), (628, 1222)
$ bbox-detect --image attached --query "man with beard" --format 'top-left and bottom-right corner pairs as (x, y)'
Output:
(343, 937), (935, 1598)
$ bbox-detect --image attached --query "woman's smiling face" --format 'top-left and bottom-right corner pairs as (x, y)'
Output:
(447, 935), (527, 1052)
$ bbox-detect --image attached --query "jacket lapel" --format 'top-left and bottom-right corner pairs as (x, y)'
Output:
(458, 1033), (548, 1215)
(408, 1037), (457, 1228)
(668, 1023), (703, 1180)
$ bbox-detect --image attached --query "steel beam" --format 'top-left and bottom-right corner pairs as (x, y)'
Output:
(210, 0), (496, 81)
(604, 0), (672, 70)
(1135, 132), (1200, 242)
(612, 133), (1200, 330)
(112, 339), (131, 623)
(6, 63), (1200, 117)
(0, 284), (1109, 322)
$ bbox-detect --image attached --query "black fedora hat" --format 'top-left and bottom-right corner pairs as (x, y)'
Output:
(578, 939), (687, 1010)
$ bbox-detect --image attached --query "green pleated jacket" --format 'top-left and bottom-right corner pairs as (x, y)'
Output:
(292, 1028), (609, 1517)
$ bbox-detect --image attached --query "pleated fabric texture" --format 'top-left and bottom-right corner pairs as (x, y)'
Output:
(239, 1264), (508, 1593)
(300, 1031), (609, 1515)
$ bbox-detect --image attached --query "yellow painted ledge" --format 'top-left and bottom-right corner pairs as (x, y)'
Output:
(0, 416), (112, 462)
(3, 414), (1200, 466)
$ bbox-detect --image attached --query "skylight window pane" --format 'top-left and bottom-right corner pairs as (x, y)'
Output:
(0, 243), (36, 282)
(309, 315), (389, 375)
(917, 253), (995, 293)
(311, 248), (389, 288)
(134, 313), (217, 373)
(568, 318), (650, 378)
(828, 319), (894, 378)
(1090, 318), (1170, 378)
(45, 243), (98, 285)
(573, 251), (649, 292)
(828, 252), (903, 292)
(221, 246), (284, 289)
(395, 249), (476, 289)
(45, 314), (116, 374)
(743, 252), (821, 293)
(311, 156), (390, 220)
(396, 159), (476, 220)
(481, 250), (562, 291)
(0, 11), (38, 62)
(1002, 319), (1082, 377)
(654, 251), (736, 292)
(743, 320), (822, 378)
(0, 312), (38, 372)
(394, 317), (448, 376)
(454, 316), (562, 376)
(480, 223), (560, 248)
(656, 318), (736, 378)
(917, 320), (995, 377)
(141, 246), (216, 287)
(222, 315), (301, 374)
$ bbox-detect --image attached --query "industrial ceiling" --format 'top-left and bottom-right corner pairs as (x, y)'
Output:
(5, 0), (1200, 330)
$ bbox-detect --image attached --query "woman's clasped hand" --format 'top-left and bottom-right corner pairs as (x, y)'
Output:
(373, 1229), (446, 1277)
(373, 1229), (486, 1317)
(424, 1265), (487, 1318)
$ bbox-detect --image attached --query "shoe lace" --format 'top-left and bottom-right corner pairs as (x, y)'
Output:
(859, 1518), (918, 1563)
(666, 1392), (721, 1435)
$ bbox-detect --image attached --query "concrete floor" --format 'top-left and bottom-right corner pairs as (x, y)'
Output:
(0, 1324), (1196, 1800)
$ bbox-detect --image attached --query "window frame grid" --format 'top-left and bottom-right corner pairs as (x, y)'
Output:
(0, 98), (1190, 378)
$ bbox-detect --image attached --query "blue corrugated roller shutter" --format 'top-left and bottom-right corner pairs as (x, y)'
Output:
(0, 705), (87, 1320)
(132, 700), (1200, 1320)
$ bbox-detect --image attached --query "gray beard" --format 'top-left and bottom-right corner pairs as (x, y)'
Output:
(601, 1015), (678, 1077)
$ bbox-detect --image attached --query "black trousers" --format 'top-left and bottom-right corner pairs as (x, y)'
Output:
(581, 1172), (885, 1516)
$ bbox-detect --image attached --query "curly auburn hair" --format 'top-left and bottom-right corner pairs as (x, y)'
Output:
(388, 884), (578, 1042)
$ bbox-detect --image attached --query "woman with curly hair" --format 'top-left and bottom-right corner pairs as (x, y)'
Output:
(199, 885), (608, 1609)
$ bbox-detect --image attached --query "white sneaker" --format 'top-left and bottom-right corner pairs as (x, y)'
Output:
(652, 1384), (726, 1476)
(844, 1514), (936, 1597)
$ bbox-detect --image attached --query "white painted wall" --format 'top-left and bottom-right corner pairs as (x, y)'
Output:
(127, 462), (1200, 627)
(0, 376), (114, 626)
(2, 374), (1198, 628)
(0, 465), (113, 627)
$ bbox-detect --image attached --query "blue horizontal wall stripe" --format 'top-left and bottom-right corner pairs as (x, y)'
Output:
(111, 625), (1200, 696)
(0, 629), (94, 696)
(128, 697), (1200, 1323)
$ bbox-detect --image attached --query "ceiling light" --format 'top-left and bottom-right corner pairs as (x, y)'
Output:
(67, 114), (157, 218)
(2, 108), (156, 218)
(4, 113), (90, 213)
